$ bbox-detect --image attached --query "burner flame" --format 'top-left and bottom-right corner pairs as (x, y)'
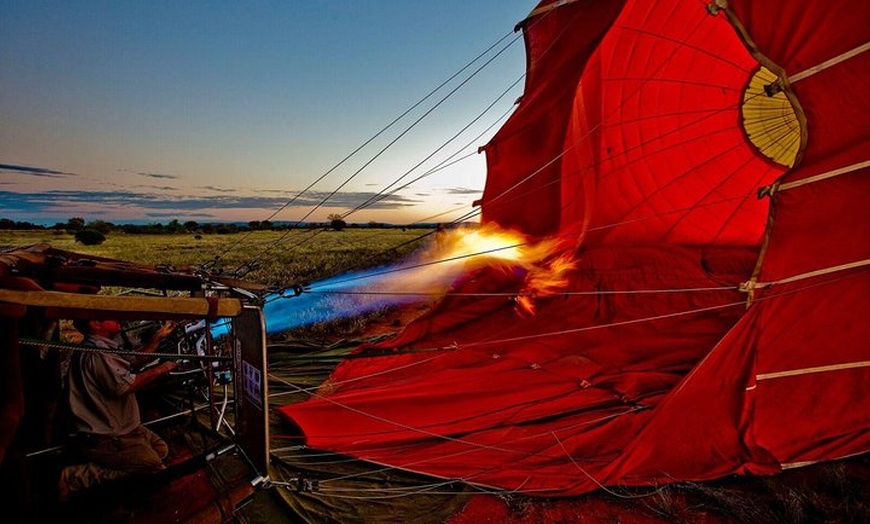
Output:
(219, 224), (576, 336)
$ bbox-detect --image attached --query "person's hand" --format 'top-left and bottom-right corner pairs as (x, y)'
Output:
(155, 321), (178, 340)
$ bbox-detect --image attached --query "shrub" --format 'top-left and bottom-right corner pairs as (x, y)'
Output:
(74, 228), (106, 245)
(326, 213), (346, 231)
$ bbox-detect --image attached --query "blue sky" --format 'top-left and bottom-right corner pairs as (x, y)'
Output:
(0, 1), (529, 225)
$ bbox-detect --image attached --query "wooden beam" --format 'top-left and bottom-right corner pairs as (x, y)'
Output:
(0, 289), (243, 319)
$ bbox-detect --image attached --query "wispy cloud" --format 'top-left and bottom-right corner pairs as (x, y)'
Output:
(145, 211), (216, 219)
(254, 189), (294, 195)
(198, 185), (237, 193)
(137, 172), (179, 180)
(0, 187), (421, 217)
(117, 168), (180, 180)
(133, 184), (178, 191)
(444, 187), (481, 195)
(0, 163), (76, 177)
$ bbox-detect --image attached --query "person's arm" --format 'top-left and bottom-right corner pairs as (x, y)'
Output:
(139, 321), (177, 355)
(130, 321), (177, 367)
(126, 360), (178, 394)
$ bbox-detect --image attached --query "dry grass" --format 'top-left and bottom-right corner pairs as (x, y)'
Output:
(0, 228), (432, 289)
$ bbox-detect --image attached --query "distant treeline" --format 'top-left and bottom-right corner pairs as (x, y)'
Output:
(0, 217), (439, 234)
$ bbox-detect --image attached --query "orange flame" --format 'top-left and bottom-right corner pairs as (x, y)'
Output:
(515, 252), (575, 315)
(428, 223), (575, 315)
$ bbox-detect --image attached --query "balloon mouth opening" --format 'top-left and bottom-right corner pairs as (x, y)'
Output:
(741, 66), (802, 168)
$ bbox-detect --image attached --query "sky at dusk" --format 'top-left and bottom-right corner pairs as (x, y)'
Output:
(0, 1), (530, 225)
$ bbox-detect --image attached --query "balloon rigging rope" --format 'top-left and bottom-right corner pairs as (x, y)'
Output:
(270, 352), (445, 396)
(267, 270), (868, 496)
(236, 95), (513, 278)
(229, 6), (767, 290)
(550, 431), (668, 500)
(267, 193), (753, 295)
(240, 93), (516, 274)
(771, 160), (870, 194)
(455, 267), (866, 351)
(255, 203), (745, 306)
(272, 372), (647, 489)
(294, 83), (784, 294)
(343, 75), (525, 217)
(788, 41), (870, 84)
(268, 373), (530, 456)
(213, 8), (550, 275)
(498, 90), (765, 219)
(230, 85), (766, 291)
(213, 4), (800, 303)
(222, 93), (514, 276)
(278, 270), (865, 413)
(369, 13), (762, 235)
(200, 28), (520, 272)
(331, 1), (585, 229)
(267, 299), (749, 467)
(460, 300), (747, 349)
(271, 402), (657, 472)
(272, 400), (651, 498)
(231, 32), (525, 277)
(266, 128), (771, 295)
(304, 286), (736, 297)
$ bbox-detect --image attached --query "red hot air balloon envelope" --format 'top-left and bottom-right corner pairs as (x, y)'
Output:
(279, 0), (870, 496)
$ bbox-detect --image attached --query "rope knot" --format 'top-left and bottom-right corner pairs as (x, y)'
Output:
(739, 278), (756, 308)
(758, 180), (782, 199)
(706, 0), (728, 15)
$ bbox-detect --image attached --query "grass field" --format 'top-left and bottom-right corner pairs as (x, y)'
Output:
(0, 227), (433, 289)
